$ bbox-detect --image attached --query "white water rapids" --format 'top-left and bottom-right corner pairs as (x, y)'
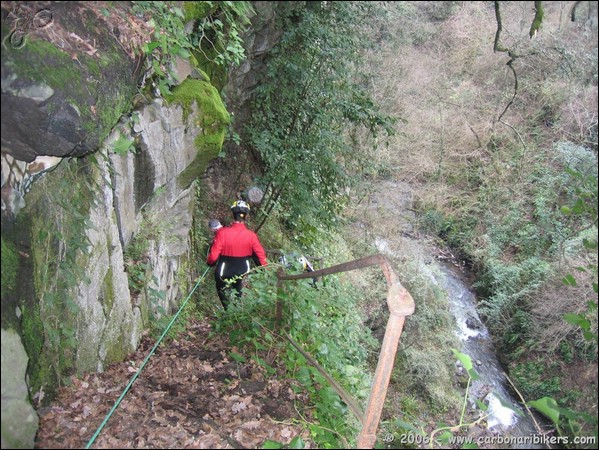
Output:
(374, 234), (545, 447)
(431, 262), (545, 447)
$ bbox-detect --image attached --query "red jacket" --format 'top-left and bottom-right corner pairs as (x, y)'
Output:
(207, 222), (268, 267)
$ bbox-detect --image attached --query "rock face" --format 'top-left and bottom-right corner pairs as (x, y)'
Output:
(1, 2), (141, 163)
(12, 89), (229, 390)
(0, 1), (288, 447)
(1, 1), (141, 219)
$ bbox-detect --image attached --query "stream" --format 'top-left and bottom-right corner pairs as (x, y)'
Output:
(431, 262), (546, 448)
(367, 181), (548, 448)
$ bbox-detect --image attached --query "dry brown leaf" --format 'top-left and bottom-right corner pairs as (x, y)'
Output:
(241, 420), (262, 430)
(231, 401), (247, 414)
(34, 317), (311, 449)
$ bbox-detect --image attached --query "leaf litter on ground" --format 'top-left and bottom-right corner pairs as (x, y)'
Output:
(35, 318), (313, 449)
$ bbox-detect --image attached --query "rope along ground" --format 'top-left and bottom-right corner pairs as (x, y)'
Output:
(85, 267), (210, 448)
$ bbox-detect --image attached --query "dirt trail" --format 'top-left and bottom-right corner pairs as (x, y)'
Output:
(35, 318), (312, 449)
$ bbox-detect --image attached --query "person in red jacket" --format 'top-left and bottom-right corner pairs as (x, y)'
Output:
(207, 200), (268, 309)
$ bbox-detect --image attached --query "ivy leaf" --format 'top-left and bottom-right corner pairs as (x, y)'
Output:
(571, 198), (586, 214)
(494, 394), (523, 416)
(475, 399), (488, 411)
(468, 368), (480, 381)
(561, 274), (577, 286)
(582, 330), (596, 341)
(177, 48), (191, 59)
(527, 397), (560, 425)
(563, 313), (590, 330)
(452, 349), (473, 371)
(112, 134), (134, 155)
(289, 436), (305, 449)
(229, 352), (246, 362)
(392, 418), (421, 433)
(437, 430), (453, 443)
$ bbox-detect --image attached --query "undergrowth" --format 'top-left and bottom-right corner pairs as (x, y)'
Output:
(213, 258), (377, 448)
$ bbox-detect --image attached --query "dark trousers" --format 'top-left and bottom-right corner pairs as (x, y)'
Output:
(214, 272), (243, 309)
(214, 256), (250, 309)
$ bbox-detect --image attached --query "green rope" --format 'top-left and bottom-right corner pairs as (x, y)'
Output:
(85, 266), (211, 449)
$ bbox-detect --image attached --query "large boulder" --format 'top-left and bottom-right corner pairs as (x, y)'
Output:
(1, 1), (144, 221)
(1, 1), (142, 162)
(1, 329), (38, 449)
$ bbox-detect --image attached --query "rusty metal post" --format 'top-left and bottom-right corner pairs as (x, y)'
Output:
(356, 277), (415, 448)
(275, 254), (415, 448)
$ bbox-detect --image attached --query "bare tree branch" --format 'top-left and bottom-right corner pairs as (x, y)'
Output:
(497, 58), (519, 123)
(493, 1), (507, 53)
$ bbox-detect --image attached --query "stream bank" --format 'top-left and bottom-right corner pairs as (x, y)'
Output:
(347, 179), (548, 448)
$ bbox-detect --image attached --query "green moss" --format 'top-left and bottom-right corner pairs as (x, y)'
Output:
(102, 333), (128, 366)
(5, 38), (97, 130)
(102, 266), (115, 313)
(176, 258), (190, 300)
(183, 1), (217, 21)
(177, 131), (226, 189)
(164, 79), (231, 188)
(10, 205), (58, 400)
(165, 78), (230, 123)
(20, 304), (58, 402)
(3, 29), (135, 150)
(21, 158), (101, 397)
(1, 238), (19, 298)
(194, 66), (211, 83)
(192, 49), (229, 91)
(139, 291), (151, 326)
(96, 89), (130, 132)
(7, 39), (83, 90)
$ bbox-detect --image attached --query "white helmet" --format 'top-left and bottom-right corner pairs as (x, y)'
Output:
(231, 200), (250, 215)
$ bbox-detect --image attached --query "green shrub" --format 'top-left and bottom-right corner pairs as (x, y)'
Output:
(512, 360), (561, 400)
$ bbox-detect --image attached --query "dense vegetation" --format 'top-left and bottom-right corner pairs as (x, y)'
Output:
(6, 1), (595, 448)
(245, 2), (395, 236)
(204, 1), (597, 447)
(355, 3), (598, 442)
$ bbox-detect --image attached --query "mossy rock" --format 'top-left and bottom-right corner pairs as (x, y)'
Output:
(165, 79), (231, 189)
(0, 2), (139, 162)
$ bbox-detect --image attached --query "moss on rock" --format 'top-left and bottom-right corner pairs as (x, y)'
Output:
(183, 1), (217, 21)
(165, 79), (231, 189)
(16, 158), (98, 399)
(1, 3), (138, 160)
(1, 238), (18, 298)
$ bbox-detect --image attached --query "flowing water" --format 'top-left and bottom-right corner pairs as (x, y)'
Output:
(367, 183), (547, 447)
(431, 262), (546, 448)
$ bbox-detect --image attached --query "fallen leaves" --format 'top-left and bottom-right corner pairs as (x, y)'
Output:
(35, 318), (312, 449)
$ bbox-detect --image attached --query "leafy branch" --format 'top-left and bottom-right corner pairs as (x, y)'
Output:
(131, 1), (253, 96)
(246, 2), (395, 237)
(560, 165), (598, 345)
(427, 350), (490, 448)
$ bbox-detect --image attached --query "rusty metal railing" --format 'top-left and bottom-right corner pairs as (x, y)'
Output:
(276, 253), (415, 448)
